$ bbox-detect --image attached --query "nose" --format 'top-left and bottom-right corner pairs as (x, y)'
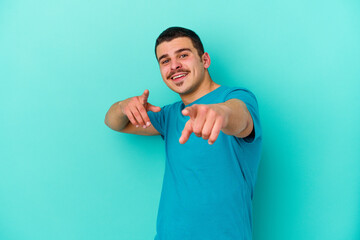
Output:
(170, 58), (182, 70)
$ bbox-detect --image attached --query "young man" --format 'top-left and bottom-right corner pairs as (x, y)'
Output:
(105, 27), (262, 240)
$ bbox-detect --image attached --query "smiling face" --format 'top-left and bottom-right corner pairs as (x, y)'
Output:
(156, 37), (211, 97)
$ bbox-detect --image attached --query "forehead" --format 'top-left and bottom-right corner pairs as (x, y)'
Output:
(156, 37), (195, 58)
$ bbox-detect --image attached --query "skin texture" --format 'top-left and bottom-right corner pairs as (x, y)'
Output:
(180, 103), (228, 145)
(179, 99), (253, 145)
(156, 37), (216, 104)
(104, 89), (160, 136)
(120, 89), (160, 128)
(104, 37), (254, 144)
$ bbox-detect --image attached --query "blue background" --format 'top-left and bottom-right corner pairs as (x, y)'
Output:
(1, 0), (359, 239)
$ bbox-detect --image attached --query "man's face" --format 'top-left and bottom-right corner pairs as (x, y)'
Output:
(156, 37), (210, 96)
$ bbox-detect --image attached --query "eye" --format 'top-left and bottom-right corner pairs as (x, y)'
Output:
(161, 59), (169, 64)
(180, 54), (188, 58)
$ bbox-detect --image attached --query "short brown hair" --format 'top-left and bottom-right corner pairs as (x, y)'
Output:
(155, 27), (205, 59)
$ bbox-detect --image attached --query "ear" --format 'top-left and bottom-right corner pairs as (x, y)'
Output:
(202, 52), (211, 69)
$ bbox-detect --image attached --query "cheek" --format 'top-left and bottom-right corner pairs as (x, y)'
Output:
(159, 67), (167, 79)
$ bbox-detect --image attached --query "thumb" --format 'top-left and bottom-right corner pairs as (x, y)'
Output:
(140, 89), (149, 105)
(182, 106), (196, 118)
(147, 103), (161, 112)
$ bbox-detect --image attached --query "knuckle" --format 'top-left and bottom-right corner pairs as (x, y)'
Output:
(134, 97), (142, 104)
(140, 108), (147, 114)
(186, 120), (193, 127)
(198, 105), (208, 113)
(209, 109), (218, 116)
(202, 128), (210, 135)
(193, 127), (201, 134)
(126, 113), (133, 120)
(127, 102), (135, 109)
(133, 112), (140, 118)
(128, 116), (136, 123)
(122, 107), (129, 114)
(202, 132), (210, 139)
(217, 116), (224, 123)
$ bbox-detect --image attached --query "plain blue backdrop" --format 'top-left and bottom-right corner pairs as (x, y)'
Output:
(1, 0), (359, 239)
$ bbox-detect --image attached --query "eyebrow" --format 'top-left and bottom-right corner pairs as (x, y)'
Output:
(158, 48), (192, 62)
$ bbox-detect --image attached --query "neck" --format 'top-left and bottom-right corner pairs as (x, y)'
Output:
(180, 73), (220, 105)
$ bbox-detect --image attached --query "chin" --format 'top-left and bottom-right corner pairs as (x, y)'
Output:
(171, 82), (191, 94)
(164, 80), (185, 92)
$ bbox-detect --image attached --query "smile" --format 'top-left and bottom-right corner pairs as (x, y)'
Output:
(171, 73), (188, 81)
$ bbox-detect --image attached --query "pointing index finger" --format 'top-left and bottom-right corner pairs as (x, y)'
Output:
(141, 89), (149, 105)
(179, 120), (193, 144)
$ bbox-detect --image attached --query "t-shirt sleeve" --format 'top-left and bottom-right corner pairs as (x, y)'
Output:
(147, 105), (168, 139)
(224, 88), (262, 143)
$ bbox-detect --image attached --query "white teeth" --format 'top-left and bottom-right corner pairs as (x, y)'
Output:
(172, 74), (186, 80)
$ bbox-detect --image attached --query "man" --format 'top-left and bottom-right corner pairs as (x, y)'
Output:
(104, 27), (262, 240)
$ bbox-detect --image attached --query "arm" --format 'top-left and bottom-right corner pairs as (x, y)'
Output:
(104, 90), (161, 136)
(179, 99), (253, 144)
(218, 99), (253, 138)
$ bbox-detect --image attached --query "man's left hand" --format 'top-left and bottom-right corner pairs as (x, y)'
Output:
(179, 104), (230, 145)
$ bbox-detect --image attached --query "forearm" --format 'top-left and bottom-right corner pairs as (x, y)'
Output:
(104, 101), (129, 131)
(218, 99), (253, 138)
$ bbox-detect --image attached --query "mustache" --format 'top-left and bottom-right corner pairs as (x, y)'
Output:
(168, 69), (190, 79)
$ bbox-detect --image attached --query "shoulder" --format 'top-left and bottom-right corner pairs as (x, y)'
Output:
(222, 85), (254, 94)
(219, 86), (258, 103)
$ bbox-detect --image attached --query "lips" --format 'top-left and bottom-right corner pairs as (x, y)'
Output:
(170, 72), (189, 82)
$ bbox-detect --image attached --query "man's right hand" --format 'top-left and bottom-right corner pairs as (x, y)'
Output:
(120, 89), (161, 128)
